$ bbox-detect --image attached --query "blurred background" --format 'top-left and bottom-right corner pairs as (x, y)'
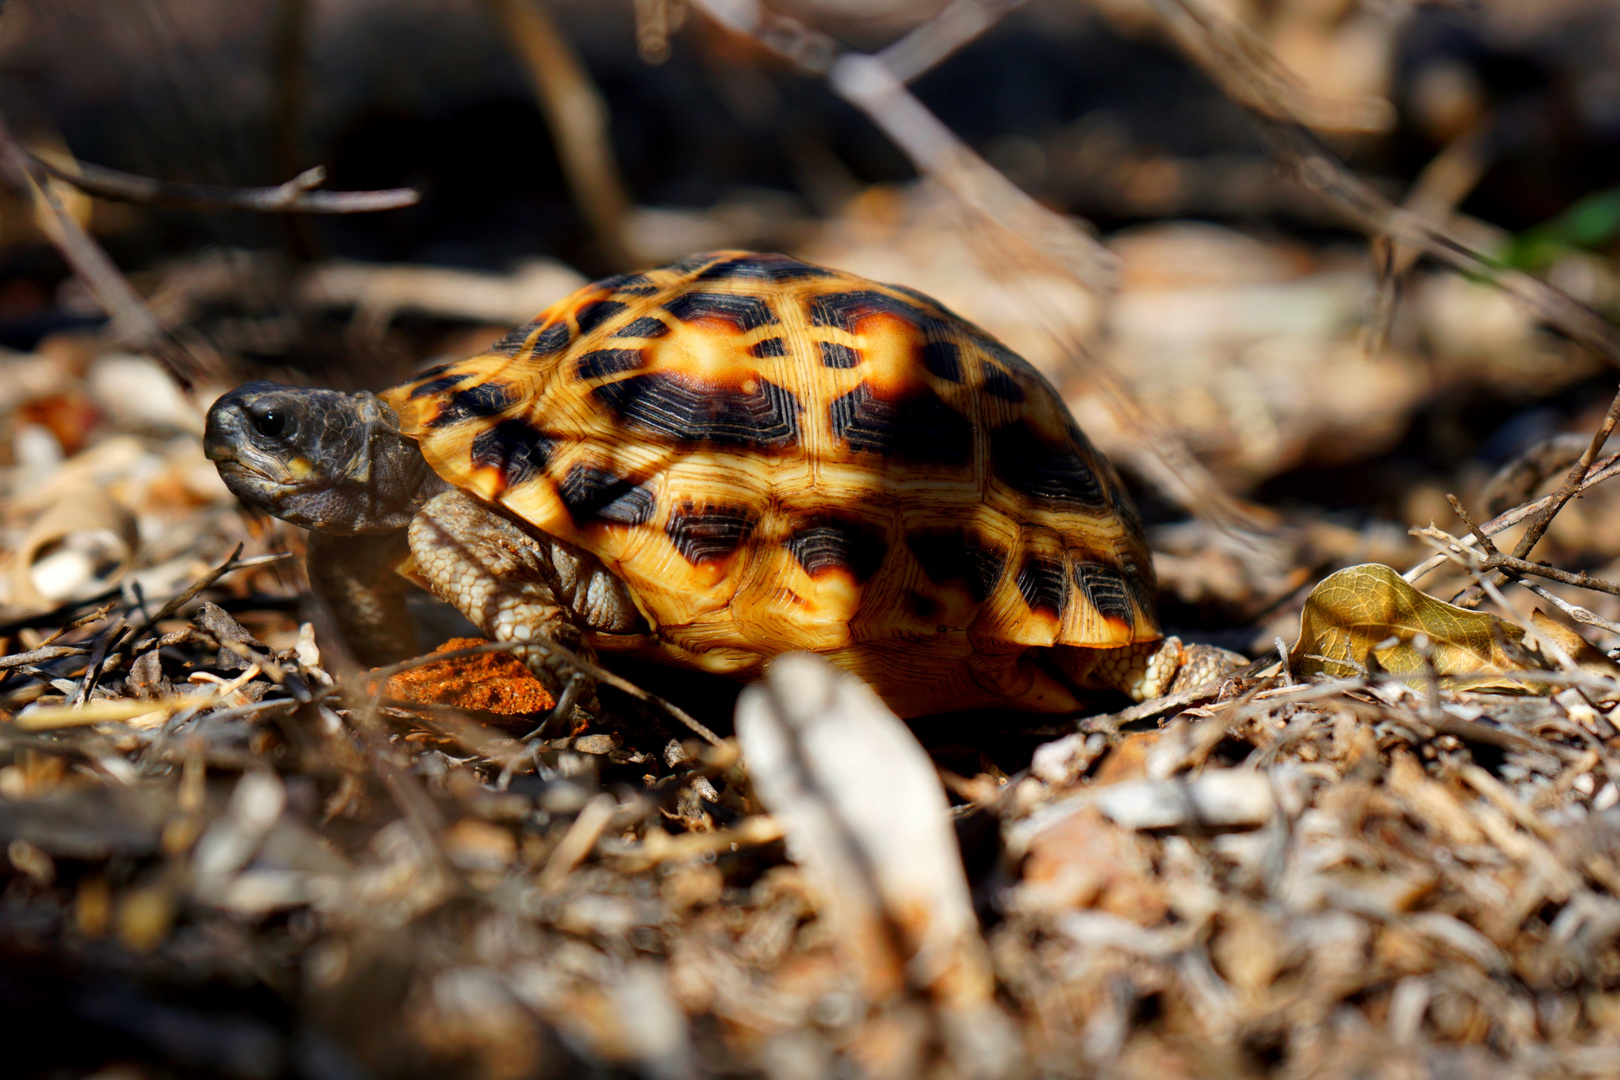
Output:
(3, 0), (1620, 648)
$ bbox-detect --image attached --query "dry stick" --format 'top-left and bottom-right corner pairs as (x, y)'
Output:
(28, 156), (419, 214)
(1414, 522), (1620, 637)
(481, 0), (634, 267)
(1451, 380), (1620, 608)
(1148, 0), (1392, 135)
(875, 0), (1033, 86)
(0, 645), (91, 672)
(34, 602), (116, 648)
(0, 119), (247, 392)
(1406, 451), (1620, 582)
(0, 110), (193, 376)
(1509, 385), (1620, 562)
(1154, 0), (1620, 371)
(72, 548), (291, 705)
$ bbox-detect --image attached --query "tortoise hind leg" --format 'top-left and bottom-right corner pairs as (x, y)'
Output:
(305, 530), (419, 667)
(1052, 638), (1247, 702)
(406, 489), (599, 726)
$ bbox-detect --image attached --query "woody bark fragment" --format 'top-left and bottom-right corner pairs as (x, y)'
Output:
(735, 653), (1019, 1077)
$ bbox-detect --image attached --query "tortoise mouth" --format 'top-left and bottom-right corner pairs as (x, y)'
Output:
(213, 456), (328, 500)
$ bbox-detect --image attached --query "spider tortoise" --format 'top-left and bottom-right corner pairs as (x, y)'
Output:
(204, 250), (1237, 719)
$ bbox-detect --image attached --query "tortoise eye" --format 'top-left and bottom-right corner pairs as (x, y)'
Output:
(251, 408), (286, 437)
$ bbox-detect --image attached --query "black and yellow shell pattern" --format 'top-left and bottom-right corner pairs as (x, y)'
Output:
(381, 251), (1160, 714)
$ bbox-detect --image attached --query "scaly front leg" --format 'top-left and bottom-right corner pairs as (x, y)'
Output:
(407, 489), (599, 731)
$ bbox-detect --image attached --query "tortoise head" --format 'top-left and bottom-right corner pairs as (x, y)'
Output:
(204, 382), (442, 534)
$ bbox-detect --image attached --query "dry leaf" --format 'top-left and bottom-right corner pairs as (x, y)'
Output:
(1530, 609), (1620, 677)
(1289, 563), (1540, 688)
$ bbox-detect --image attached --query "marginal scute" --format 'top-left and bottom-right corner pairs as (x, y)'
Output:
(470, 417), (556, 493)
(558, 464), (657, 527)
(1016, 556), (1068, 616)
(1075, 560), (1134, 623)
(990, 422), (1109, 510)
(594, 373), (800, 449)
(428, 381), (519, 428)
(906, 529), (1005, 602)
(409, 373), (473, 400)
(665, 502), (756, 565)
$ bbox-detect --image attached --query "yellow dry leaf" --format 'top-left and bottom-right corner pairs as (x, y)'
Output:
(1288, 563), (1541, 689)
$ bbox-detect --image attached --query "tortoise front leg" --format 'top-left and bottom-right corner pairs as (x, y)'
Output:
(305, 530), (419, 667)
(406, 489), (598, 728)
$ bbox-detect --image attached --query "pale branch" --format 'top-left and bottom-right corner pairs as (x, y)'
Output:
(1406, 453), (1620, 582)
(29, 156), (420, 214)
(1156, 0), (1620, 371)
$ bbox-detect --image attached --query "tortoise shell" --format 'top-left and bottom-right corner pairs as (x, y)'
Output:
(381, 251), (1159, 715)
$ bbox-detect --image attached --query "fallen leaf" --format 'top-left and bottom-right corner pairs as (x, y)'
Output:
(1289, 563), (1541, 688)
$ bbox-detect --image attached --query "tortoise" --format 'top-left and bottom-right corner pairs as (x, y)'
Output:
(204, 250), (1233, 719)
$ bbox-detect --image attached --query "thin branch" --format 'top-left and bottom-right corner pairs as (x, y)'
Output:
(0, 109), (223, 388)
(1509, 386), (1620, 561)
(1446, 493), (1620, 600)
(875, 0), (1032, 85)
(481, 0), (633, 266)
(1405, 451), (1620, 582)
(1154, 0), (1620, 371)
(30, 156), (419, 214)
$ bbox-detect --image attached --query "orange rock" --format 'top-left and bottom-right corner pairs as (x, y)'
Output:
(382, 638), (554, 715)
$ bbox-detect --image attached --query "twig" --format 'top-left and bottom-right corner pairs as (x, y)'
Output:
(1152, 0), (1620, 372)
(0, 645), (91, 672)
(1441, 382), (1620, 609)
(29, 156), (419, 214)
(1507, 386), (1620, 562)
(481, 0), (633, 266)
(875, 0), (1032, 86)
(72, 548), (291, 705)
(0, 109), (221, 388)
(1148, 0), (1393, 135)
(1405, 452), (1620, 582)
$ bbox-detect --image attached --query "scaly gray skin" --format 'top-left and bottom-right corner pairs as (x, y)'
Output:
(204, 382), (635, 727)
(204, 382), (444, 535)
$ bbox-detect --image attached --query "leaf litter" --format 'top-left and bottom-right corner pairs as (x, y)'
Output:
(6, 346), (1620, 1080)
(7, 3), (1620, 1076)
